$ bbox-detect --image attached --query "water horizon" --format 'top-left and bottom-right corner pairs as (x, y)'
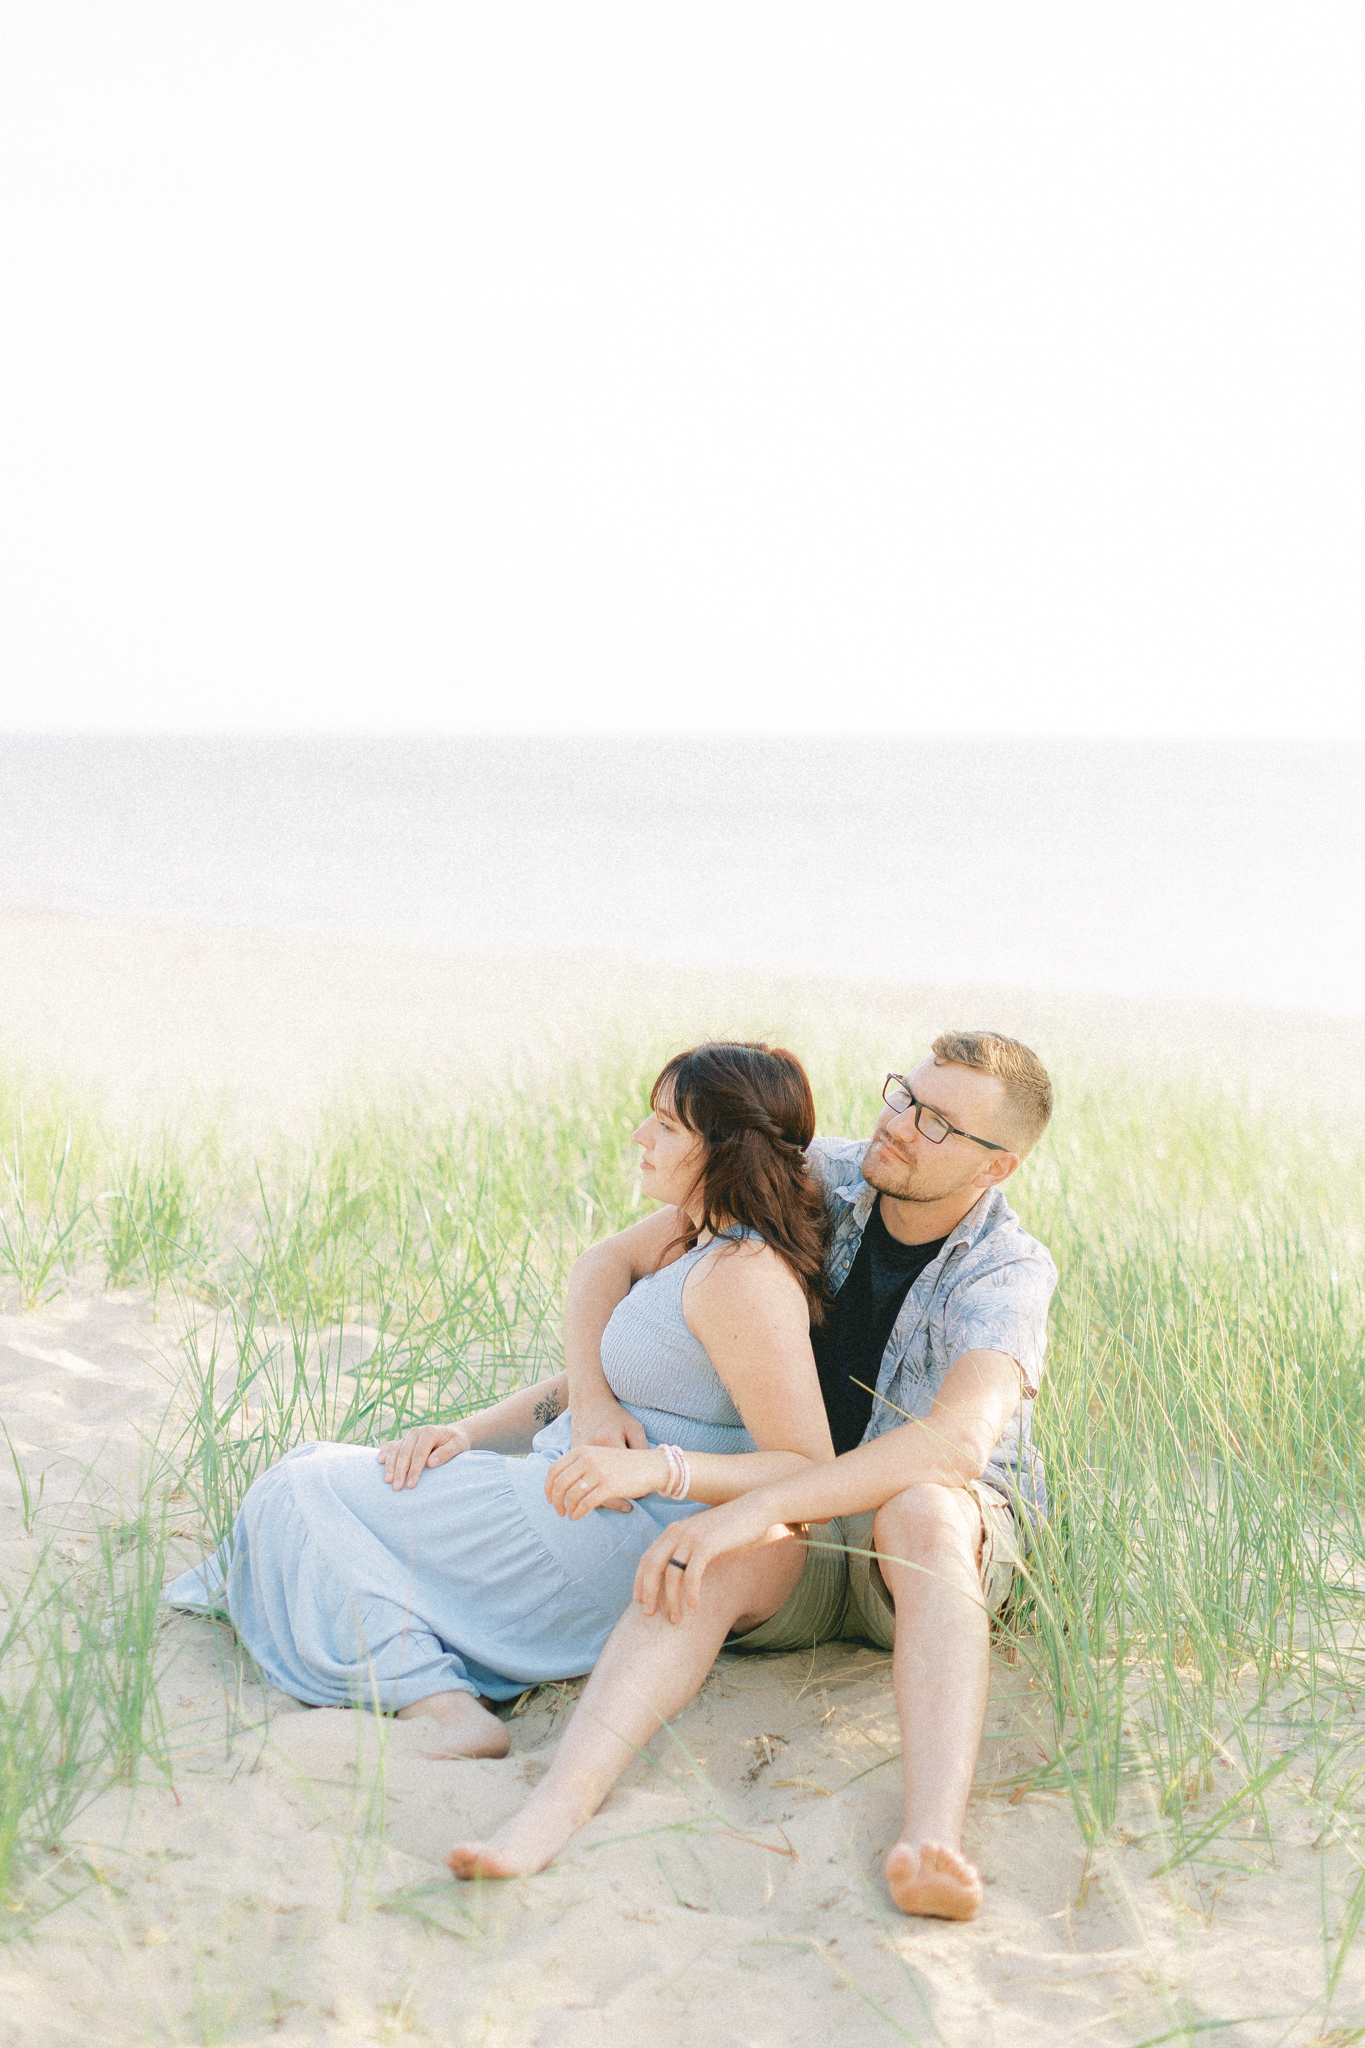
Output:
(2, 735), (1361, 1018)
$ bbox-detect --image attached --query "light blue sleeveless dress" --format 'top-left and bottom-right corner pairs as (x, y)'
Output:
(163, 1233), (756, 1706)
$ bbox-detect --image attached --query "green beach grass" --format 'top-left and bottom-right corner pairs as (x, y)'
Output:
(3, 1039), (1365, 2032)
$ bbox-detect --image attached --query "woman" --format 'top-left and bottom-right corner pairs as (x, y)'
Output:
(165, 1042), (833, 1759)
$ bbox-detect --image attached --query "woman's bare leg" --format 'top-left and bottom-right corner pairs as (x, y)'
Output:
(397, 1691), (510, 1758)
(448, 1538), (806, 1877)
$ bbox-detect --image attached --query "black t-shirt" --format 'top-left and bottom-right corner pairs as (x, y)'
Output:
(811, 1199), (948, 1454)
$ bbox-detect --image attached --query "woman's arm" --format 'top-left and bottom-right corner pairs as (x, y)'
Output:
(683, 1238), (835, 1488)
(377, 1373), (568, 1489)
(563, 1207), (685, 1449)
(545, 1241), (834, 1517)
(380, 1209), (688, 1490)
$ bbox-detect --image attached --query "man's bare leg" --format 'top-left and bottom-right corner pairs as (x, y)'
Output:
(396, 1691), (510, 1758)
(873, 1483), (991, 1921)
(448, 1536), (806, 1877)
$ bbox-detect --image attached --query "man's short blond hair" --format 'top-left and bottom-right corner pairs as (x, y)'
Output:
(931, 1030), (1054, 1155)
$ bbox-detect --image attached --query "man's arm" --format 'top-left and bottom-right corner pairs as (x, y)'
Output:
(635, 1349), (1026, 1617)
(563, 1207), (682, 1448)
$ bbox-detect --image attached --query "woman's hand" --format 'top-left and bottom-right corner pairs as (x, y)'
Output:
(545, 1444), (668, 1519)
(377, 1423), (473, 1490)
(570, 1393), (649, 1452)
(634, 1497), (797, 1622)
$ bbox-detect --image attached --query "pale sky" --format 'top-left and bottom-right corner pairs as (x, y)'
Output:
(1, 3), (1360, 736)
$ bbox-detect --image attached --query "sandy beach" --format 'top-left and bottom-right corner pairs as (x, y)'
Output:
(4, 0), (1362, 2026)
(5, 911), (1365, 1135)
(2, 913), (1364, 2046)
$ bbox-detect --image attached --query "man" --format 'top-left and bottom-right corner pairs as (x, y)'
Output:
(443, 1029), (1057, 1920)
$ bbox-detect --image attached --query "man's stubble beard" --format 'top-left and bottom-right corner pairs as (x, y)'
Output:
(862, 1135), (976, 1206)
(861, 1146), (934, 1204)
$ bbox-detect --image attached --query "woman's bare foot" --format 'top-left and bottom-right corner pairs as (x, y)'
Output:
(883, 1839), (983, 1920)
(447, 1788), (591, 1880)
(395, 1691), (510, 1759)
(446, 1837), (525, 1881)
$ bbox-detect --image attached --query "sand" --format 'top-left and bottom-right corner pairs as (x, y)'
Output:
(5, 910), (1365, 1135)
(2, 913), (1364, 2046)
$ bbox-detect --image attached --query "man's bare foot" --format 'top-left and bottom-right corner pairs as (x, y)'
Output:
(884, 1839), (983, 1921)
(395, 1691), (510, 1759)
(447, 1793), (589, 1880)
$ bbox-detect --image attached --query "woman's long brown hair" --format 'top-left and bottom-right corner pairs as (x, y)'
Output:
(651, 1041), (829, 1325)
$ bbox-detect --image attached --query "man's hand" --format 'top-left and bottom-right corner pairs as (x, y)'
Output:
(377, 1423), (472, 1490)
(570, 1394), (649, 1452)
(634, 1497), (798, 1623)
(545, 1444), (666, 1519)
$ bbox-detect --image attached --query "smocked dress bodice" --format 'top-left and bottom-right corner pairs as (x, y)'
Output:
(530, 1230), (757, 1465)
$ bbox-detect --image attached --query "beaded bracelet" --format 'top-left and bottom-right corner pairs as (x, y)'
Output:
(658, 1443), (693, 1501)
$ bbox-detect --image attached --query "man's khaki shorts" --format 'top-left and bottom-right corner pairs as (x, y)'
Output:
(727, 1481), (1019, 1656)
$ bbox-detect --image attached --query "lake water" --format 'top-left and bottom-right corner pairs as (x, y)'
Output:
(1, 736), (1361, 1015)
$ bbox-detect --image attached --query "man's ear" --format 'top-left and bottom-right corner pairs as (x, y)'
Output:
(978, 1150), (1019, 1190)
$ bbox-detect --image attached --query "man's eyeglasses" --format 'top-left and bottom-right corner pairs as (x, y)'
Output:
(881, 1075), (1008, 1153)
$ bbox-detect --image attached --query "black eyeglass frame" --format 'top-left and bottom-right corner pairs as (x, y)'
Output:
(881, 1074), (1008, 1154)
